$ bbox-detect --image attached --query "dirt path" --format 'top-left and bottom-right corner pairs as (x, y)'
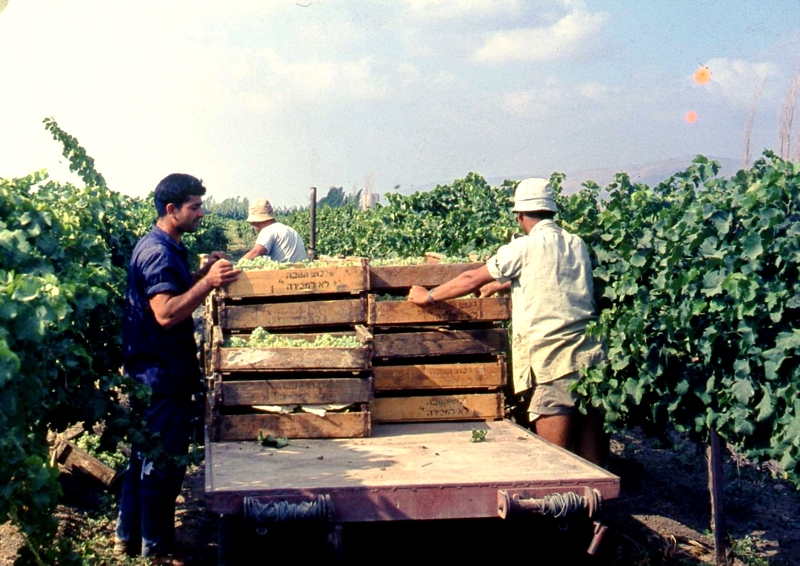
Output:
(1, 429), (798, 565)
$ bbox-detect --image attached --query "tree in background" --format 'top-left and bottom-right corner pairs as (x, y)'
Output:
(203, 195), (250, 220)
(318, 186), (362, 208)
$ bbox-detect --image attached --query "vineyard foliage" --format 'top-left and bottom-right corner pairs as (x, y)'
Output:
(279, 173), (519, 259)
(3, 119), (800, 562)
(574, 154), (800, 481)
(0, 120), (229, 564)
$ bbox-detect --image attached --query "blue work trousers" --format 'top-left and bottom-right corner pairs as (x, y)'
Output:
(115, 395), (194, 557)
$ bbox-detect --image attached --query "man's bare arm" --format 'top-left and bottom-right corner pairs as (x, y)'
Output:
(151, 260), (240, 328)
(479, 280), (511, 298)
(242, 244), (267, 261)
(408, 264), (496, 305)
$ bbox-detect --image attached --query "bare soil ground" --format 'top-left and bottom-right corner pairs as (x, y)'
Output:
(1, 428), (798, 565)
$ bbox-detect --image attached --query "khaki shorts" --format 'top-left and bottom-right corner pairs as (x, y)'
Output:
(528, 371), (580, 422)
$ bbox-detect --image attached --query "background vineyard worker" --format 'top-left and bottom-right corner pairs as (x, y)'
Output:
(242, 197), (308, 262)
(408, 178), (608, 466)
(115, 173), (240, 563)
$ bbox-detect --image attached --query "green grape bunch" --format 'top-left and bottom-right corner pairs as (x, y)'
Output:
(369, 255), (480, 267)
(227, 327), (362, 348)
(374, 294), (407, 302)
(236, 257), (362, 271)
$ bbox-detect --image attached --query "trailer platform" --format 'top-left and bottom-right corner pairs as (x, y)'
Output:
(206, 419), (619, 522)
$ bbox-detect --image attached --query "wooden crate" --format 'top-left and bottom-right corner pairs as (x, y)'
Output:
(372, 328), (508, 359)
(371, 393), (503, 423)
(211, 345), (371, 372)
(369, 262), (483, 291)
(211, 410), (371, 441)
(214, 375), (373, 406)
(368, 296), (509, 326)
(220, 296), (367, 330)
(220, 260), (368, 299)
(373, 359), (505, 392)
(211, 327), (372, 372)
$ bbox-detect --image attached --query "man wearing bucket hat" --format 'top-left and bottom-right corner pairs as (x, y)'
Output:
(242, 198), (308, 263)
(408, 178), (608, 465)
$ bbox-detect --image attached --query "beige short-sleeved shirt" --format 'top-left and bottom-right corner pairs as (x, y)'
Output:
(486, 219), (605, 393)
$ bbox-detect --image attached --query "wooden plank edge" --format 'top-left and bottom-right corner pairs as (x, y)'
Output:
(213, 411), (372, 440)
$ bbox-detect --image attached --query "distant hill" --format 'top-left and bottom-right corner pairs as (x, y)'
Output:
(389, 155), (744, 198)
(554, 155), (744, 195)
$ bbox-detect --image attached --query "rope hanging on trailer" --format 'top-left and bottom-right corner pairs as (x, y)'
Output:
(498, 488), (603, 519)
(244, 494), (334, 525)
(534, 491), (587, 518)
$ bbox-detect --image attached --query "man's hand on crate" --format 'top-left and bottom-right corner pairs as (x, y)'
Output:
(204, 258), (241, 288)
(195, 251), (240, 287)
(408, 285), (433, 306)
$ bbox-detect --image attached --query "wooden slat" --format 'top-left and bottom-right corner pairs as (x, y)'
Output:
(368, 296), (509, 325)
(371, 393), (504, 423)
(221, 298), (366, 330)
(219, 377), (373, 406)
(213, 346), (371, 372)
(220, 263), (368, 298)
(221, 330), (365, 342)
(372, 328), (508, 358)
(52, 439), (119, 487)
(373, 360), (505, 391)
(369, 263), (483, 290)
(212, 411), (371, 440)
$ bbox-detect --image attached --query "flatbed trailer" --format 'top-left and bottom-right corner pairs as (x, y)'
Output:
(206, 419), (619, 562)
(206, 420), (618, 521)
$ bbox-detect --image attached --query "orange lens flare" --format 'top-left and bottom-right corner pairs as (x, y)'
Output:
(685, 111), (698, 124)
(693, 66), (711, 85)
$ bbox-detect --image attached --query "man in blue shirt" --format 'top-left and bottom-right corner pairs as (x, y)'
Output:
(115, 173), (240, 563)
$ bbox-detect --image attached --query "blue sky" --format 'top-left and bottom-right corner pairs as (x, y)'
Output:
(1, 0), (798, 207)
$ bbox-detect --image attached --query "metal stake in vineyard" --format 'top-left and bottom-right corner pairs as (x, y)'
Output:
(308, 186), (317, 260)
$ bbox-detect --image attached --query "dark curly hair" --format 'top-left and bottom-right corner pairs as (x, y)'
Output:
(154, 173), (207, 217)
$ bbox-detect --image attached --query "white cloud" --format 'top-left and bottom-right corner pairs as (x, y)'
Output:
(398, 63), (421, 85)
(500, 77), (566, 117)
(502, 91), (535, 117)
(500, 75), (630, 118)
(579, 82), (621, 103)
(473, 3), (607, 63)
(702, 58), (779, 107)
(431, 71), (458, 85)
(261, 52), (389, 101)
(404, 0), (523, 20)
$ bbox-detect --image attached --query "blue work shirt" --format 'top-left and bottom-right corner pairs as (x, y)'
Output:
(122, 225), (201, 398)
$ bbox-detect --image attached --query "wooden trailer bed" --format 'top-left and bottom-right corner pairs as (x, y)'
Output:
(205, 419), (619, 522)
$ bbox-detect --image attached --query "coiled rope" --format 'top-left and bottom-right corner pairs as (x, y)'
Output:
(244, 494), (334, 525)
(534, 491), (587, 518)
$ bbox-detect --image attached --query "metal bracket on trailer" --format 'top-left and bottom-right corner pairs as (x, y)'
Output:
(244, 494), (335, 526)
(497, 486), (602, 519)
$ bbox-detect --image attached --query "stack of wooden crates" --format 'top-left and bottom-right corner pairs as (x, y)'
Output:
(204, 259), (373, 441)
(203, 257), (510, 441)
(368, 260), (510, 424)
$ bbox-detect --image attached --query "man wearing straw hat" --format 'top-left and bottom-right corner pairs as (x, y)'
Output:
(408, 178), (608, 466)
(242, 198), (308, 263)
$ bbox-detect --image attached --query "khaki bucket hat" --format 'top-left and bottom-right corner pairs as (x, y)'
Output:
(246, 198), (276, 222)
(512, 178), (557, 213)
